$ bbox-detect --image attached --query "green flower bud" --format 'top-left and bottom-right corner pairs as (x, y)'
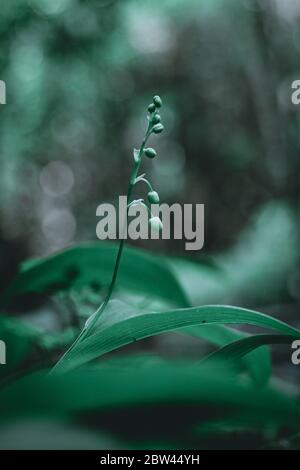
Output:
(144, 148), (157, 158)
(151, 113), (161, 124)
(148, 103), (155, 113)
(152, 123), (164, 134)
(149, 216), (163, 232)
(153, 95), (162, 108)
(148, 191), (160, 204)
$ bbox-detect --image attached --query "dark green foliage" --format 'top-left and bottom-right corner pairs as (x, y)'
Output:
(1, 0), (300, 451)
(0, 242), (299, 449)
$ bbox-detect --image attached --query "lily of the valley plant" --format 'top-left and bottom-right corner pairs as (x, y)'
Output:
(52, 95), (165, 372)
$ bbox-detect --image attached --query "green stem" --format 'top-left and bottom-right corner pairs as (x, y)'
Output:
(101, 125), (151, 314)
(50, 124), (152, 373)
(136, 177), (153, 192)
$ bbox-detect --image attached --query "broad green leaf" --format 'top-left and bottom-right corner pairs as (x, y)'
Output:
(0, 360), (299, 447)
(90, 300), (271, 384)
(1, 242), (189, 308)
(0, 362), (299, 427)
(203, 333), (298, 365)
(52, 304), (300, 373)
(183, 324), (271, 385)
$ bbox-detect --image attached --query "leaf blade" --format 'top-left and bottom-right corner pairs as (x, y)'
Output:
(1, 242), (189, 308)
(53, 304), (300, 373)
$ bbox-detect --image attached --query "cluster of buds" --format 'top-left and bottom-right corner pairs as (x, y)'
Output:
(147, 95), (164, 134)
(132, 95), (164, 232)
(144, 95), (164, 162)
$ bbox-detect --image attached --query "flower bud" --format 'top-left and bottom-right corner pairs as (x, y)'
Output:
(153, 95), (162, 108)
(148, 191), (159, 204)
(152, 113), (161, 124)
(152, 123), (164, 134)
(149, 216), (163, 232)
(148, 103), (155, 113)
(144, 148), (157, 158)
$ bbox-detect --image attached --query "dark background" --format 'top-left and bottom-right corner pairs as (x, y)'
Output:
(0, 0), (300, 449)
(0, 0), (299, 254)
(1, 0), (300, 312)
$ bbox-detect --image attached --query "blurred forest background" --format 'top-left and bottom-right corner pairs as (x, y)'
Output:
(0, 0), (299, 255)
(0, 0), (300, 450)
(1, 0), (300, 322)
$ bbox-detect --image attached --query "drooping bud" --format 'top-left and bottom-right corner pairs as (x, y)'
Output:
(144, 148), (157, 158)
(152, 113), (161, 124)
(148, 191), (159, 204)
(149, 216), (163, 232)
(148, 103), (155, 113)
(152, 123), (164, 134)
(153, 95), (162, 108)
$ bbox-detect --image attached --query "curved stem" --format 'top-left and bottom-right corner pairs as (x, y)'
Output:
(135, 177), (153, 192)
(51, 124), (152, 373)
(103, 126), (152, 311)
